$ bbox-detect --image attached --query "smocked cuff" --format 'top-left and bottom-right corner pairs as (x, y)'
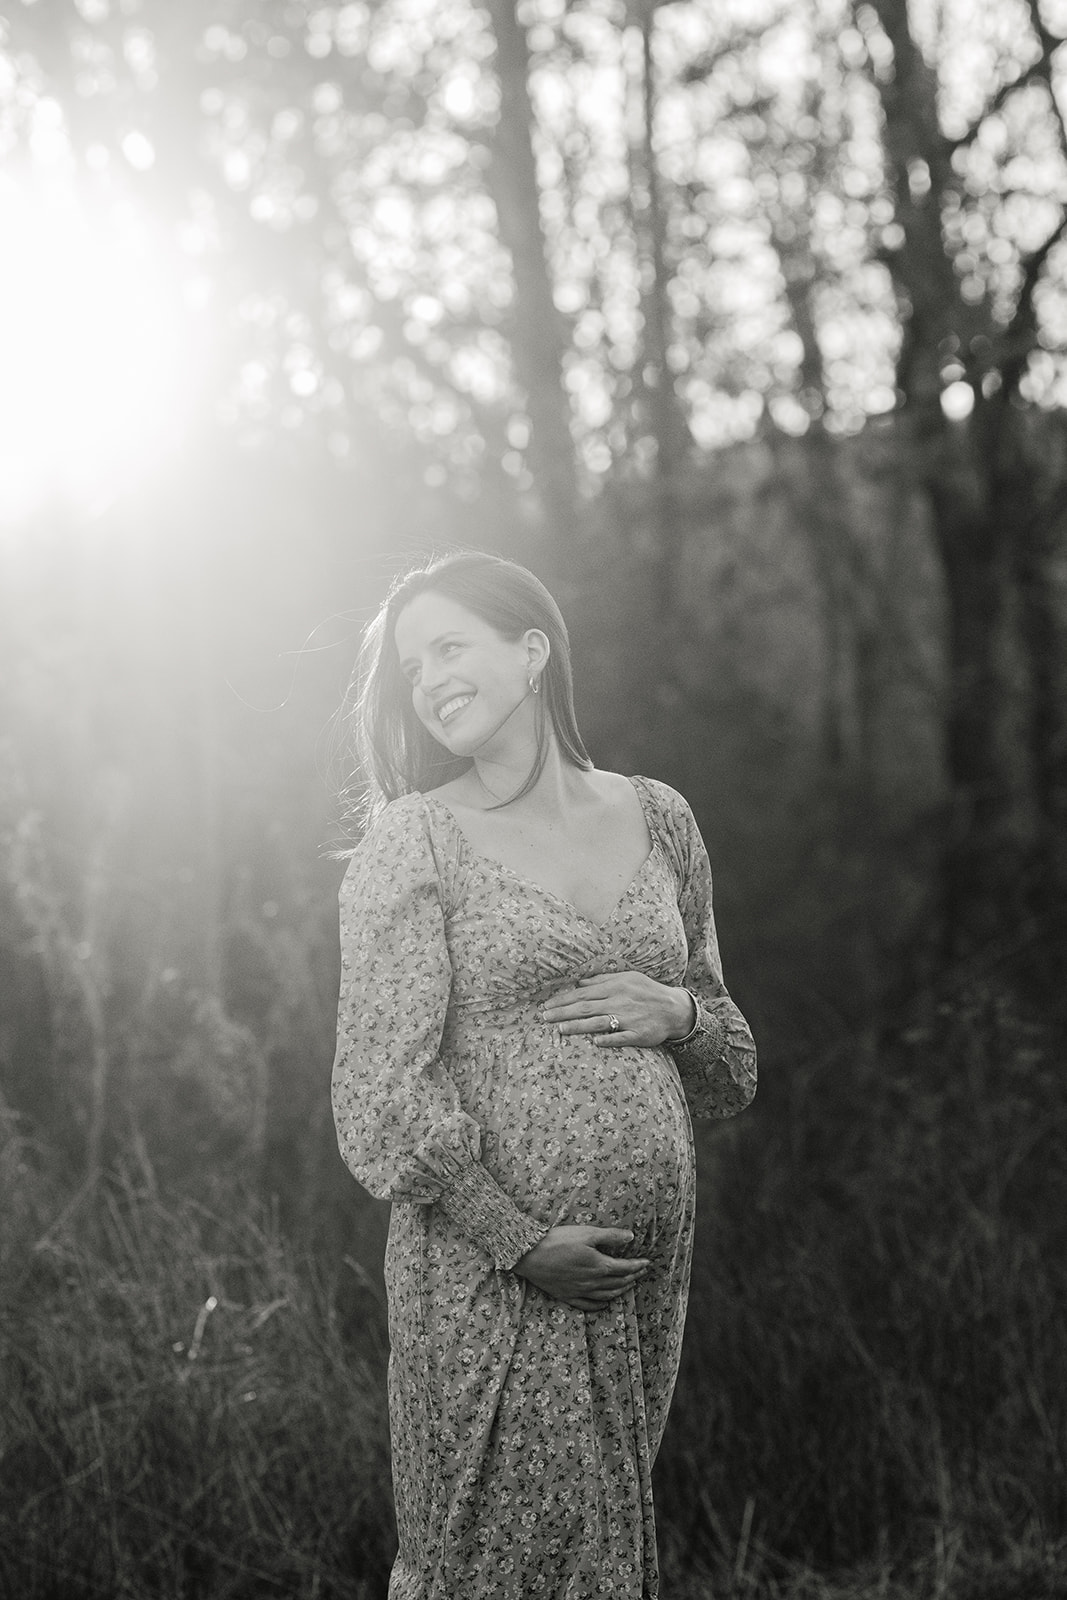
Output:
(436, 1156), (550, 1271)
(668, 997), (728, 1061)
(668, 996), (757, 1120)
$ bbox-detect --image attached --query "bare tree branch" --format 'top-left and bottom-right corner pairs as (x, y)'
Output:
(946, 61), (1043, 153)
(679, 20), (787, 85)
(999, 212), (1067, 394)
(1024, 0), (1067, 164)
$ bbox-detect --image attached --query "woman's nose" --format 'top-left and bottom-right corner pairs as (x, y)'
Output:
(418, 661), (449, 695)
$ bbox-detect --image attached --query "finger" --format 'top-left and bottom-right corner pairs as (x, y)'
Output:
(543, 982), (617, 1014)
(541, 989), (585, 1013)
(543, 999), (614, 1022)
(591, 1260), (643, 1286)
(586, 1282), (637, 1305)
(593, 1031), (641, 1048)
(587, 1278), (647, 1299)
(557, 1015), (624, 1036)
(545, 1008), (597, 1026)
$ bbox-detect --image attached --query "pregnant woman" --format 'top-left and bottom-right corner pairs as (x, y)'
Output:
(331, 550), (756, 1599)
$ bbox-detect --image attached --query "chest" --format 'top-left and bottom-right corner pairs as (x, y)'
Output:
(438, 833), (690, 1009)
(458, 811), (654, 929)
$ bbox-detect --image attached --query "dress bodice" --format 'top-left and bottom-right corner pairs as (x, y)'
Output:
(419, 778), (691, 1020)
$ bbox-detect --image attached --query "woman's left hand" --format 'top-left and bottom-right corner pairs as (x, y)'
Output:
(541, 972), (695, 1048)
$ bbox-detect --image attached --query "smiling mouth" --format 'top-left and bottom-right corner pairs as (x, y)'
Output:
(437, 694), (474, 725)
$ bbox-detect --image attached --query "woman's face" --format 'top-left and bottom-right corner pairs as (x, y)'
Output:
(394, 590), (546, 757)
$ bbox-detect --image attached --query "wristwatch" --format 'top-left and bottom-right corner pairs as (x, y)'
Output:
(668, 988), (728, 1058)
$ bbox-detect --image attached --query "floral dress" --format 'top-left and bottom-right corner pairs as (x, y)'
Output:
(332, 775), (756, 1600)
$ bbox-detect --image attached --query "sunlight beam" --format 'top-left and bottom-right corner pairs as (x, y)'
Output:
(0, 167), (193, 525)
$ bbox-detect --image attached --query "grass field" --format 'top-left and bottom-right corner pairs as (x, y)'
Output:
(2, 977), (1065, 1599)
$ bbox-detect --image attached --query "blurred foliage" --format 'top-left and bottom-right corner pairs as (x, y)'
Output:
(3, 0), (1067, 466)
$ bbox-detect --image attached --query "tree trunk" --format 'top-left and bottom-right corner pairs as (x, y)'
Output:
(860, 0), (1059, 957)
(606, 4), (695, 764)
(484, 0), (581, 581)
(930, 484), (1020, 954)
(1012, 462), (1067, 926)
(632, 12), (691, 631)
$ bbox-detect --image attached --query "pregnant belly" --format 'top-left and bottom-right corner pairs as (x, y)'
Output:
(450, 1019), (695, 1247)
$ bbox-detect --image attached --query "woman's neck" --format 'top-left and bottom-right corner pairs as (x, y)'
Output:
(463, 736), (591, 819)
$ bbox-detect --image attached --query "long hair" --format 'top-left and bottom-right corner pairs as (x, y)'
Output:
(335, 551), (592, 837)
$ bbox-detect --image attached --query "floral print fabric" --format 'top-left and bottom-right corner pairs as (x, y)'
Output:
(332, 775), (756, 1599)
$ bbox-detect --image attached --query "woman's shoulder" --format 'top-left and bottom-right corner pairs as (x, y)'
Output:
(629, 773), (697, 826)
(381, 789), (434, 823)
(342, 788), (470, 904)
(340, 791), (435, 872)
(582, 767), (684, 814)
(626, 774), (707, 884)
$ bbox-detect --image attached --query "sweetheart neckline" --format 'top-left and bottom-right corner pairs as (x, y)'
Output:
(420, 777), (661, 933)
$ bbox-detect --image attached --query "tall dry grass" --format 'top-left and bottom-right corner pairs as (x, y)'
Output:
(0, 1143), (392, 1599)
(2, 978), (1065, 1599)
(656, 981), (1067, 1599)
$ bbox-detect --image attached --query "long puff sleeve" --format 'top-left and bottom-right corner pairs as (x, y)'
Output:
(640, 778), (757, 1119)
(331, 797), (548, 1270)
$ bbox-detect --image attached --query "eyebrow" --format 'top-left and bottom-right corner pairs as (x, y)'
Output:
(398, 631), (465, 671)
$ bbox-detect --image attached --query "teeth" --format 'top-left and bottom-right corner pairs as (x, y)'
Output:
(438, 695), (473, 724)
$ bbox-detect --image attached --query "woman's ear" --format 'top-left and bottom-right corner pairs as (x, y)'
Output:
(523, 629), (551, 676)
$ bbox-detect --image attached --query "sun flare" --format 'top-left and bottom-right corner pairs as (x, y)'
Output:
(0, 169), (194, 525)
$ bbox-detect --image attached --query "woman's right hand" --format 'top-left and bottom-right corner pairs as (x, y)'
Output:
(512, 1225), (650, 1312)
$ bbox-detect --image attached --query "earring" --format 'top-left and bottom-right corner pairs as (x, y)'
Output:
(529, 673), (540, 695)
